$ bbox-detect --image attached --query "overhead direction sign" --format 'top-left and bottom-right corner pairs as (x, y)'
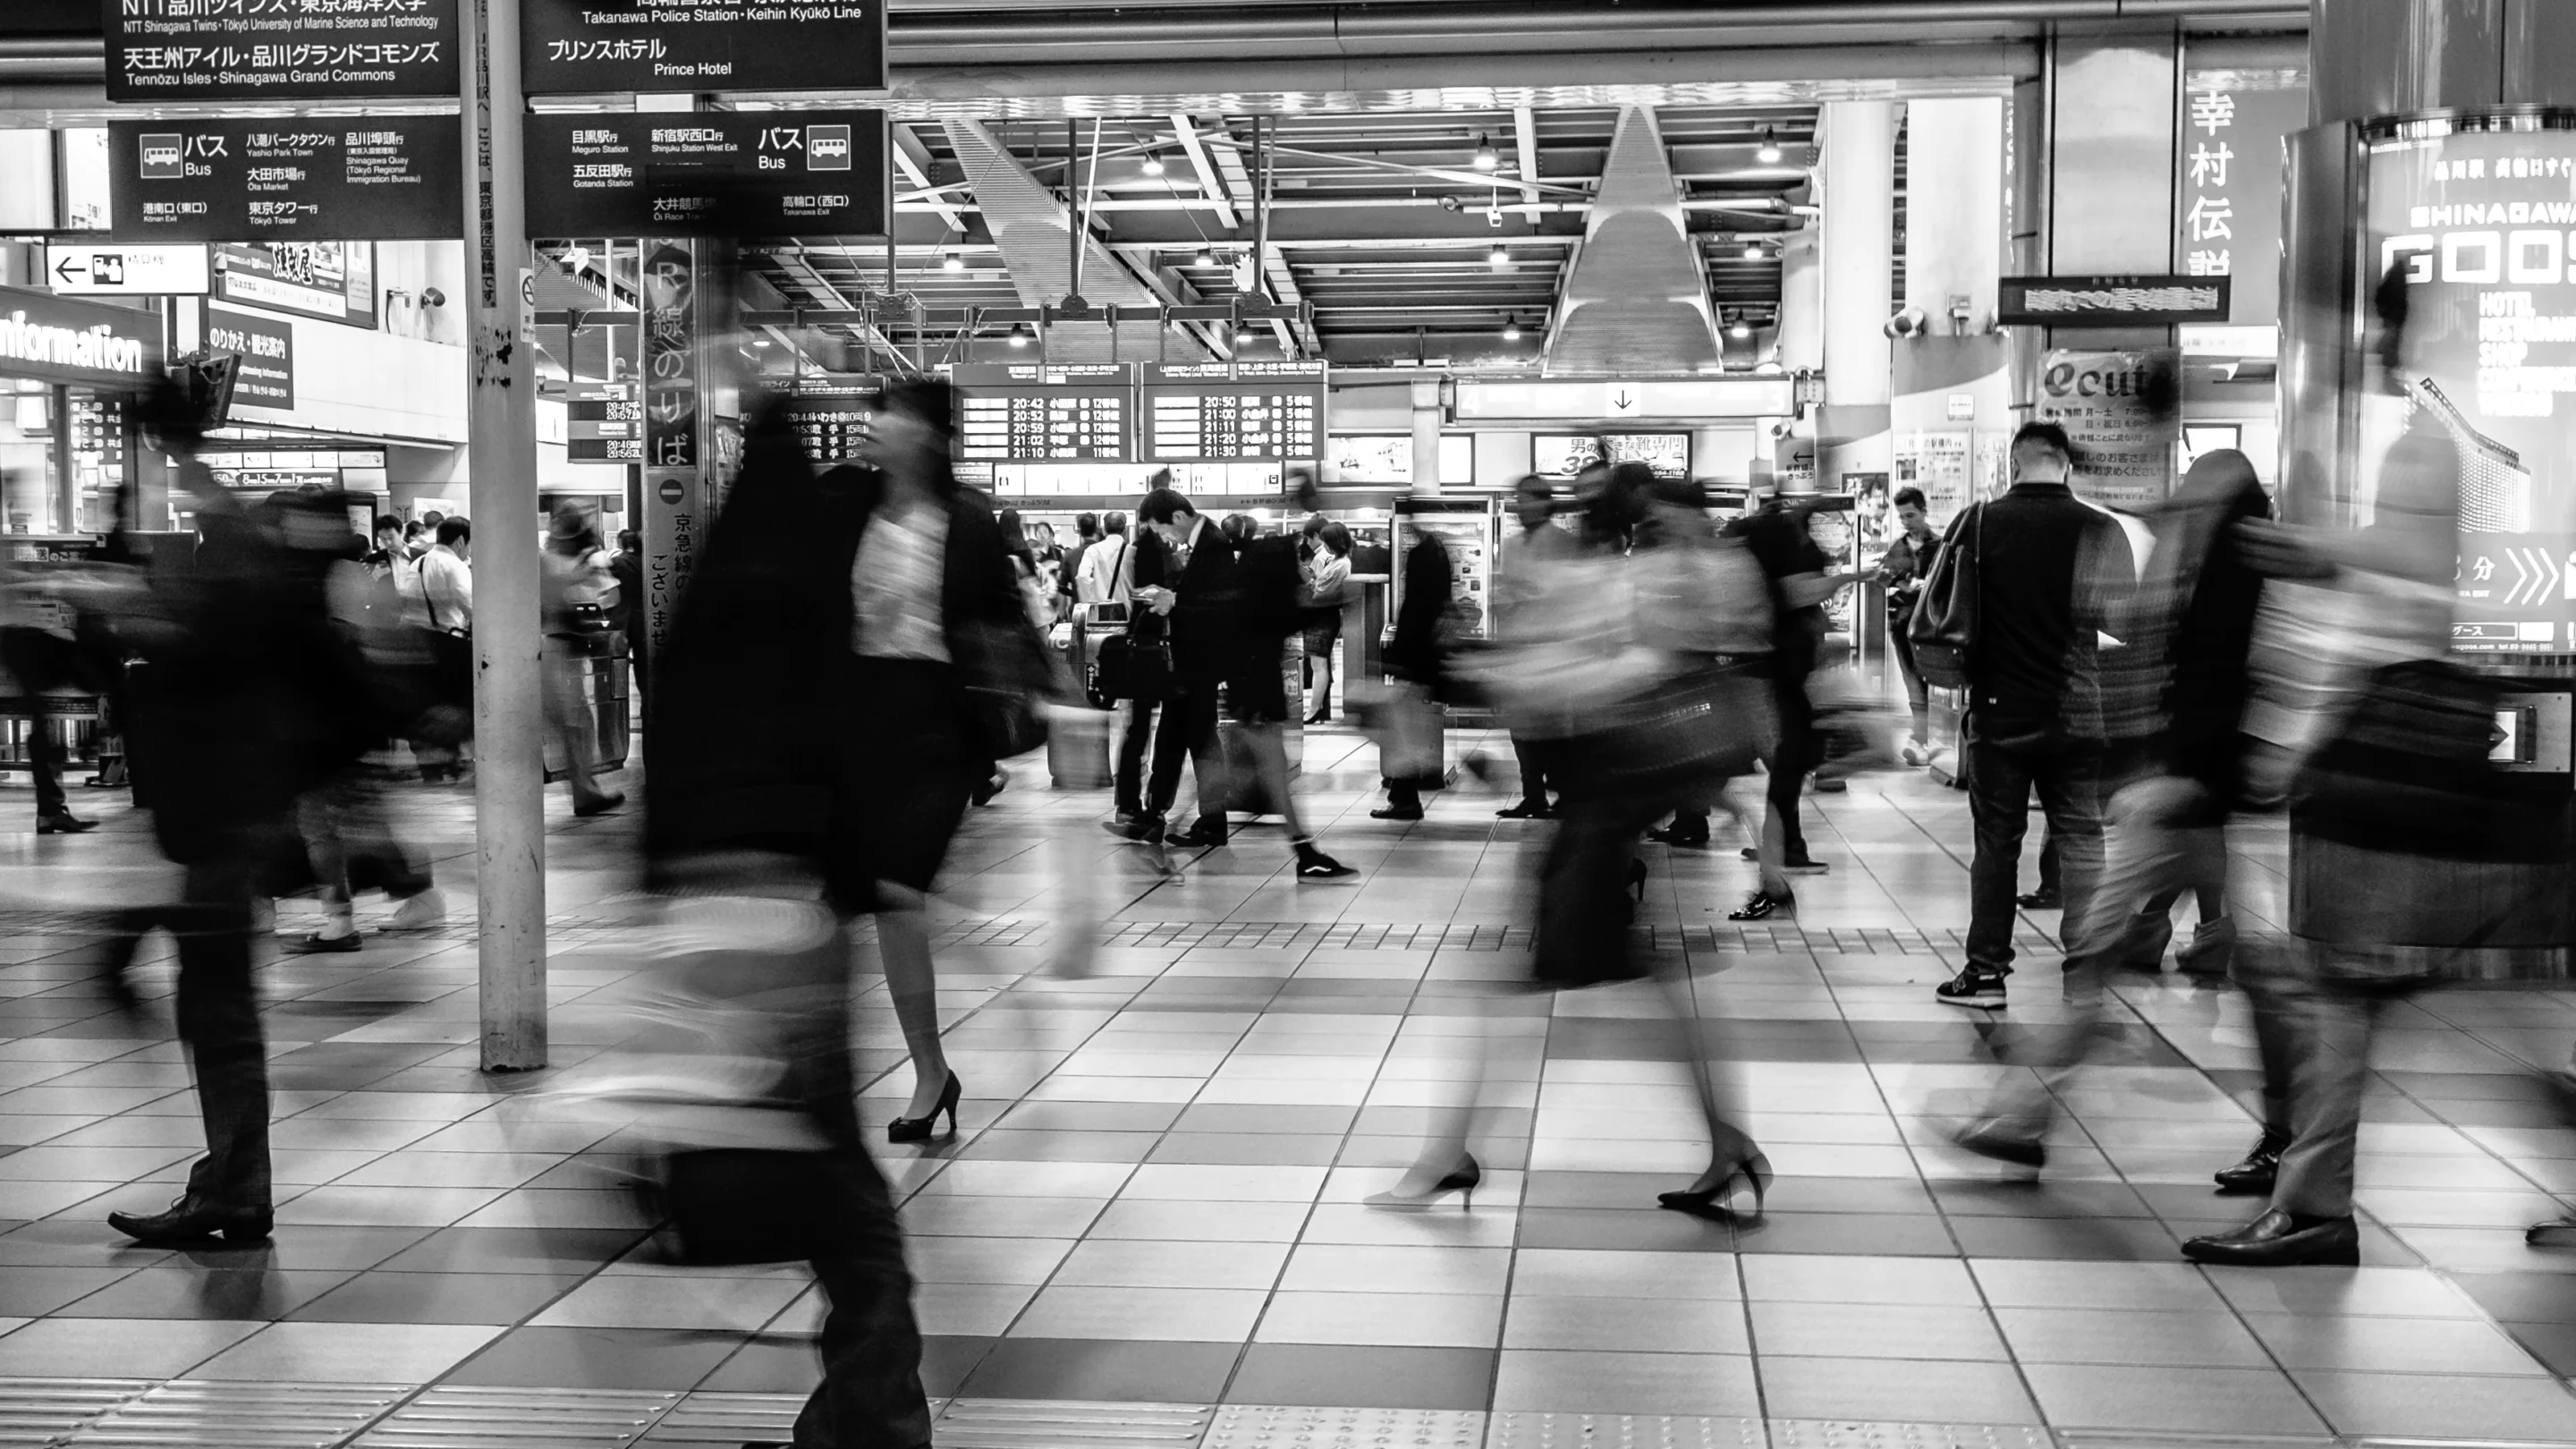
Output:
(47, 243), (211, 296)
(524, 111), (889, 238)
(521, 0), (886, 95)
(1997, 275), (2233, 326)
(109, 117), (462, 242)
(104, 0), (463, 103)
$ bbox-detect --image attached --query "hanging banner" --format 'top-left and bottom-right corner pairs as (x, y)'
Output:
(521, 0), (886, 95)
(105, 0), (462, 103)
(640, 240), (699, 671)
(2036, 349), (2182, 509)
(2174, 82), (2308, 326)
(524, 112), (890, 239)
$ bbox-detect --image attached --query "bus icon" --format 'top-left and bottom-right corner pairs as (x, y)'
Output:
(807, 125), (852, 171)
(140, 134), (183, 179)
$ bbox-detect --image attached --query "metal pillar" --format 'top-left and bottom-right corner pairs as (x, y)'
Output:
(1409, 378), (1442, 496)
(460, 0), (547, 1072)
(1817, 100), (1895, 493)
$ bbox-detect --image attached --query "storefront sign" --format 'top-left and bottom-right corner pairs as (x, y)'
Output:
(2036, 348), (2180, 508)
(521, 0), (885, 95)
(47, 243), (211, 297)
(524, 112), (888, 239)
(106, 0), (461, 103)
(216, 243), (377, 327)
(2174, 83), (2306, 326)
(0, 286), (163, 389)
(110, 118), (462, 242)
(2366, 123), (2576, 654)
(1998, 276), (2231, 326)
(205, 306), (296, 411)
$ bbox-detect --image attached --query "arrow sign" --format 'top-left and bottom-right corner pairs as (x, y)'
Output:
(2505, 548), (2535, 607)
(44, 244), (208, 297)
(1606, 386), (1640, 416)
(53, 255), (85, 284)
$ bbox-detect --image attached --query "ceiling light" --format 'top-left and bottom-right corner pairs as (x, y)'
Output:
(1141, 151), (1167, 177)
(1756, 360), (1784, 374)
(1233, 324), (1257, 348)
(1007, 323), (1032, 348)
(1487, 244), (1509, 269)
(1502, 318), (1521, 341)
(1729, 318), (1751, 340)
(1472, 134), (1499, 171)
(942, 250), (964, 272)
(1756, 126), (1784, 165)
(1194, 247), (1215, 268)
(752, 337), (774, 348)
(1743, 240), (1764, 260)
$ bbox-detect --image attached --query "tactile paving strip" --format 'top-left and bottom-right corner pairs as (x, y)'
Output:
(349, 1386), (678, 1447)
(0, 1378), (153, 1446)
(1485, 1414), (1767, 1449)
(1199, 1405), (1486, 1448)
(1769, 1424), (2058, 1449)
(933, 1397), (1212, 1447)
(68, 1380), (408, 1446)
(632, 1391), (809, 1445)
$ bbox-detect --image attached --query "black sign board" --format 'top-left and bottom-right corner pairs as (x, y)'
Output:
(1141, 362), (1325, 462)
(0, 285), (165, 391)
(1997, 275), (2233, 326)
(109, 117), (463, 242)
(104, 0), (462, 104)
(204, 306), (295, 411)
(525, 112), (888, 239)
(521, 0), (885, 95)
(784, 392), (880, 466)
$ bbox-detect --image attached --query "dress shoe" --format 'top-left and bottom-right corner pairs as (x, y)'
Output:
(2214, 1128), (2288, 1195)
(2016, 888), (2063, 910)
(1165, 819), (1227, 849)
(1780, 854), (1829, 875)
(36, 811), (95, 835)
(1496, 800), (1550, 819)
(1646, 822), (1710, 847)
(1102, 814), (1162, 843)
(572, 791), (626, 818)
(109, 1197), (273, 1245)
(1945, 1117), (2046, 1169)
(2182, 1208), (2360, 1267)
(1369, 806), (1423, 822)
(288, 930), (362, 955)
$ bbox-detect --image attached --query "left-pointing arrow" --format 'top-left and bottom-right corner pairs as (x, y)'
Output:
(52, 255), (84, 284)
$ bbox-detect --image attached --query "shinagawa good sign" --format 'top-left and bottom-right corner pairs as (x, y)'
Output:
(0, 285), (165, 390)
(105, 0), (462, 103)
(524, 112), (888, 238)
(109, 117), (462, 241)
(521, 0), (886, 95)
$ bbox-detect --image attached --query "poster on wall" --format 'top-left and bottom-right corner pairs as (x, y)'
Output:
(2174, 82), (2308, 326)
(216, 243), (377, 328)
(1532, 433), (1688, 479)
(2035, 349), (2181, 509)
(1895, 431), (1970, 518)
(203, 307), (295, 411)
(2365, 123), (2576, 654)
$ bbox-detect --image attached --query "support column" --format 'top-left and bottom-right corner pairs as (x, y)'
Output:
(1409, 378), (1442, 495)
(2037, 29), (2182, 361)
(1817, 101), (1894, 494)
(1893, 99), (2010, 508)
(460, 0), (547, 1072)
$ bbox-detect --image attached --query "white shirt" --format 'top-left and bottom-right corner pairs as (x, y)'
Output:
(1080, 530), (1133, 605)
(416, 545), (473, 631)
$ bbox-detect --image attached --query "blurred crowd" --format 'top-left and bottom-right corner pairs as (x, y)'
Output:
(9, 274), (2572, 1449)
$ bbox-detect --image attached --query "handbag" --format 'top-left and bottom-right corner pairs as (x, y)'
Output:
(962, 610), (1056, 761)
(1094, 628), (1173, 702)
(1908, 504), (1981, 691)
(1584, 665), (1769, 793)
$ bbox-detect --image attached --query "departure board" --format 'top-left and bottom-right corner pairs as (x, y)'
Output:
(953, 364), (1132, 462)
(783, 394), (878, 466)
(1140, 361), (1326, 462)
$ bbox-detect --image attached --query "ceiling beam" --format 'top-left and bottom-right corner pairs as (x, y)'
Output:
(891, 123), (970, 235)
(1169, 114), (1239, 230)
(1513, 106), (1541, 208)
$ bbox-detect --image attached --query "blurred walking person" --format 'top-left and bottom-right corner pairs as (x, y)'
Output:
(1301, 520), (1352, 725)
(1372, 524), (1454, 821)
(543, 503), (626, 818)
(1928, 423), (2132, 1007)
(1495, 476), (1573, 818)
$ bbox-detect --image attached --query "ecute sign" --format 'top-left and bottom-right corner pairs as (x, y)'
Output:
(0, 287), (164, 390)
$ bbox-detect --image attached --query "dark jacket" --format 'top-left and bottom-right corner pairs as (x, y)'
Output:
(1160, 516), (1241, 684)
(2149, 453), (2268, 801)
(1724, 504), (1827, 681)
(1386, 535), (1453, 683)
(644, 407), (1024, 879)
(607, 550), (641, 643)
(1952, 480), (2131, 734)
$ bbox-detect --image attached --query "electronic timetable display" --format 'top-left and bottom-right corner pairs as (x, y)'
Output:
(1140, 361), (1327, 462)
(953, 364), (1133, 462)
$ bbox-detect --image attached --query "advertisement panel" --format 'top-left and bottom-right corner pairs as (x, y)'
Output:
(641, 241), (700, 670)
(216, 243), (377, 327)
(2035, 349), (2181, 509)
(109, 118), (462, 242)
(205, 306), (296, 411)
(2174, 83), (2308, 326)
(106, 0), (461, 103)
(1531, 433), (1689, 479)
(521, 0), (885, 94)
(524, 112), (889, 239)
(2363, 121), (2576, 654)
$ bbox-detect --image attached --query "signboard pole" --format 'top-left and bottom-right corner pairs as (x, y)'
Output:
(460, 0), (548, 1072)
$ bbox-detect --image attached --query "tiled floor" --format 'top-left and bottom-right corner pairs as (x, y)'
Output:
(1, 724), (2575, 1446)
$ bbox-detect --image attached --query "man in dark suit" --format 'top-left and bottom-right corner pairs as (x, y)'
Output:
(1123, 486), (1239, 847)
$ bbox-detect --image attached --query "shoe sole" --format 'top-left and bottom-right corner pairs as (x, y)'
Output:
(1938, 995), (2007, 1010)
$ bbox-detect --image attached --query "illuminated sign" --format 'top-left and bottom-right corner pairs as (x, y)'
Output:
(0, 285), (162, 387)
(521, 0), (885, 94)
(106, 0), (462, 103)
(1141, 362), (1325, 462)
(108, 118), (462, 242)
(2173, 83), (2305, 325)
(954, 363), (1131, 462)
(524, 112), (890, 239)
(1997, 275), (2232, 326)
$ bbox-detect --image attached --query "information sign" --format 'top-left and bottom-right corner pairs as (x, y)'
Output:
(216, 243), (377, 327)
(205, 306), (296, 411)
(109, 118), (462, 242)
(0, 285), (165, 391)
(954, 364), (1130, 462)
(1997, 275), (2231, 326)
(784, 393), (880, 466)
(524, 112), (888, 239)
(47, 243), (210, 297)
(568, 383), (643, 463)
(2173, 82), (2306, 325)
(105, 0), (462, 104)
(1140, 361), (1324, 462)
(521, 0), (885, 95)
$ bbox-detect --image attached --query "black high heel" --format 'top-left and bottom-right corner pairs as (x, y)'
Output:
(1363, 1153), (1482, 1208)
(1629, 858), (1648, 902)
(1657, 1152), (1772, 1221)
(886, 1072), (962, 1144)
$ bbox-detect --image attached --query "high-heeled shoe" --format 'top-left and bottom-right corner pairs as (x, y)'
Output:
(1305, 707), (1333, 725)
(1363, 1153), (1481, 1208)
(886, 1072), (962, 1144)
(1657, 1153), (1772, 1221)
(1628, 858), (1648, 902)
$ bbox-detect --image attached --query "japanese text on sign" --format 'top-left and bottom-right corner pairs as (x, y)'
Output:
(106, 0), (461, 102)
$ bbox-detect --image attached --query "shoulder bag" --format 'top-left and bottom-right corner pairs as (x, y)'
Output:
(1091, 547), (1171, 702)
(1907, 504), (1981, 691)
